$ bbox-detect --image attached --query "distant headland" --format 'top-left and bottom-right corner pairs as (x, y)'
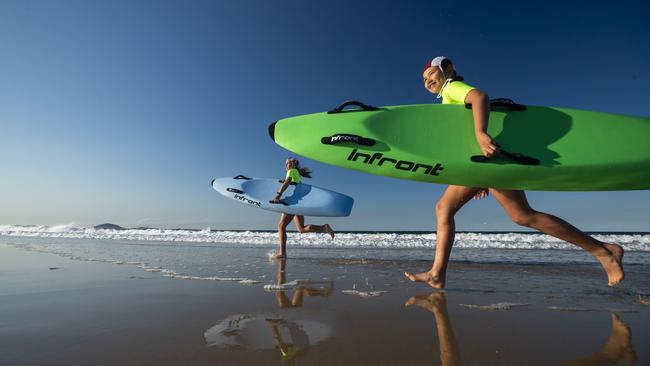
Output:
(93, 223), (125, 230)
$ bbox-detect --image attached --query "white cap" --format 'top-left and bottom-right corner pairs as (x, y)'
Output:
(423, 56), (449, 73)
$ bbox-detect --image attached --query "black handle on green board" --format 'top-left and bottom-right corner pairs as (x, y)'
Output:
(327, 100), (379, 114)
(470, 149), (540, 165)
(465, 98), (527, 111)
(321, 134), (376, 146)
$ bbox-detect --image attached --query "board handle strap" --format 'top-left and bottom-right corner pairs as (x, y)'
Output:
(465, 98), (527, 111)
(471, 149), (540, 165)
(278, 179), (298, 185)
(269, 200), (288, 206)
(327, 100), (379, 114)
(321, 134), (376, 146)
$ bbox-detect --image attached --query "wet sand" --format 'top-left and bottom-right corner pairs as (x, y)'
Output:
(2, 244), (649, 365)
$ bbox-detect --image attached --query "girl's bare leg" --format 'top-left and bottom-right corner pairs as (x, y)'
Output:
(276, 213), (294, 258)
(490, 189), (624, 286)
(405, 185), (479, 288)
(293, 215), (335, 239)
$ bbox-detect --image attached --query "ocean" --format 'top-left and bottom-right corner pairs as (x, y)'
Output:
(2, 224), (649, 283)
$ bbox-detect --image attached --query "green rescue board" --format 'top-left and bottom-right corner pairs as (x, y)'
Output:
(268, 100), (650, 191)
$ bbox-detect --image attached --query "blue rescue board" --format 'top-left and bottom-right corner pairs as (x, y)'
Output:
(211, 175), (354, 217)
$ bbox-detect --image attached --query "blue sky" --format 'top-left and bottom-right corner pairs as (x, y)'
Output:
(1, 0), (648, 231)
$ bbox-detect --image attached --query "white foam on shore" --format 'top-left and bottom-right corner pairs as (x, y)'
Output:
(161, 272), (252, 282)
(459, 302), (530, 310)
(2, 225), (649, 251)
(263, 279), (334, 291)
(5, 241), (264, 285)
(341, 289), (388, 298)
(239, 279), (261, 285)
(546, 306), (589, 312)
(263, 280), (304, 291)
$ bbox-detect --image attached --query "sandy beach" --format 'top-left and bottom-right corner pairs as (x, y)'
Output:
(2, 242), (649, 365)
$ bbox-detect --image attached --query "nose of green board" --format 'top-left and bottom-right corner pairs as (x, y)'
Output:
(268, 121), (277, 142)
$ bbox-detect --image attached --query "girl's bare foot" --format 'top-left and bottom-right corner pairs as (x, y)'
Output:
(323, 224), (335, 239)
(271, 253), (286, 260)
(404, 271), (445, 289)
(596, 243), (625, 286)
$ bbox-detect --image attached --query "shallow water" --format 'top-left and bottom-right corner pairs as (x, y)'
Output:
(3, 232), (650, 298)
(2, 241), (649, 366)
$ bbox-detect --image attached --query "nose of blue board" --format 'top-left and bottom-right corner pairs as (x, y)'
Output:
(268, 121), (276, 142)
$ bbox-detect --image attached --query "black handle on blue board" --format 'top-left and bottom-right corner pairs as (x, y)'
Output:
(233, 175), (251, 180)
(269, 200), (288, 206)
(327, 100), (379, 114)
(226, 188), (245, 194)
(277, 179), (297, 185)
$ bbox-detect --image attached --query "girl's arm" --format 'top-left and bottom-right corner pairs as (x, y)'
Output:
(272, 178), (293, 201)
(465, 89), (498, 157)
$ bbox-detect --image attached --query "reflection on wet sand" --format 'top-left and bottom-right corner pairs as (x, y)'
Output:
(405, 292), (460, 366)
(266, 318), (307, 365)
(267, 259), (335, 364)
(562, 312), (638, 366)
(273, 259), (334, 308)
(406, 292), (638, 366)
(204, 259), (338, 365)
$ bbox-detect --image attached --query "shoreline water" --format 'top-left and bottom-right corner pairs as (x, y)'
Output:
(3, 226), (650, 365)
(4, 227), (650, 279)
(4, 234), (650, 294)
(2, 244), (649, 365)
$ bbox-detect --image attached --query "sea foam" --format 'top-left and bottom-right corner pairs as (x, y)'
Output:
(1, 224), (649, 251)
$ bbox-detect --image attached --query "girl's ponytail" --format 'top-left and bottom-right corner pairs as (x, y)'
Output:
(298, 166), (312, 178)
(441, 58), (464, 81)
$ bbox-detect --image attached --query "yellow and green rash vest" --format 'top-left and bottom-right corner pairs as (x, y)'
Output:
(440, 80), (475, 105)
(286, 168), (302, 184)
